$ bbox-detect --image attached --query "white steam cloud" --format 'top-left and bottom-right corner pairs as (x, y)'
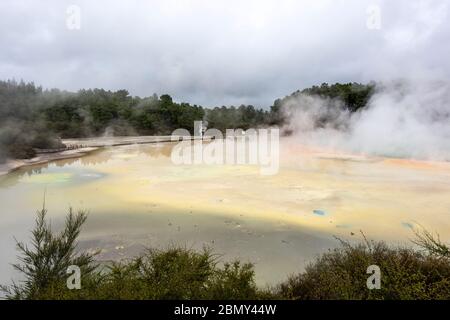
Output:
(283, 79), (450, 161)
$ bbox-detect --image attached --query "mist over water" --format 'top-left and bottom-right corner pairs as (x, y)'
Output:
(283, 79), (450, 161)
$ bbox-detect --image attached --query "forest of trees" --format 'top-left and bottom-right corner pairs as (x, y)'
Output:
(0, 79), (375, 162)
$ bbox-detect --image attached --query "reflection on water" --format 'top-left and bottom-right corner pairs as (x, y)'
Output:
(0, 144), (172, 187)
(1, 140), (450, 285)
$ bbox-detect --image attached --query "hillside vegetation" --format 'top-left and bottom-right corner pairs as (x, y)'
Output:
(0, 80), (375, 162)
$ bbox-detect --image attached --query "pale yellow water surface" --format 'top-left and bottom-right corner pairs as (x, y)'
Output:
(1, 138), (449, 285)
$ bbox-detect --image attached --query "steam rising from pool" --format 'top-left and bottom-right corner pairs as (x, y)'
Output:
(282, 79), (450, 161)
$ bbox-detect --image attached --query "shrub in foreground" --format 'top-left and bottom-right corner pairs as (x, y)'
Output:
(276, 234), (450, 300)
(0, 207), (96, 299)
(2, 209), (449, 300)
(1, 208), (265, 300)
(38, 249), (264, 300)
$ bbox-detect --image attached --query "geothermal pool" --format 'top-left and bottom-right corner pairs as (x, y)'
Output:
(1, 139), (450, 285)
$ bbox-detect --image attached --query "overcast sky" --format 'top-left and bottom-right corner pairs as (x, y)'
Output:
(0, 0), (449, 108)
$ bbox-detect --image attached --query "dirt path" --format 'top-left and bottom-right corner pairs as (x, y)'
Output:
(62, 135), (181, 148)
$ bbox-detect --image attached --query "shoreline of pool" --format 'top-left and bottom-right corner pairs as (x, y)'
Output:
(0, 147), (101, 177)
(0, 135), (198, 177)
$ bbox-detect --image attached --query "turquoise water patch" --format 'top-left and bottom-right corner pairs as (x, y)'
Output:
(401, 222), (414, 229)
(313, 209), (327, 216)
(336, 224), (352, 229)
(79, 173), (105, 180)
(23, 172), (74, 184)
(21, 168), (106, 186)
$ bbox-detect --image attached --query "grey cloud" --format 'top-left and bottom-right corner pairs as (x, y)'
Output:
(0, 0), (449, 107)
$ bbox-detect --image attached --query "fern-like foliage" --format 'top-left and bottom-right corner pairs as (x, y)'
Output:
(1, 207), (96, 299)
